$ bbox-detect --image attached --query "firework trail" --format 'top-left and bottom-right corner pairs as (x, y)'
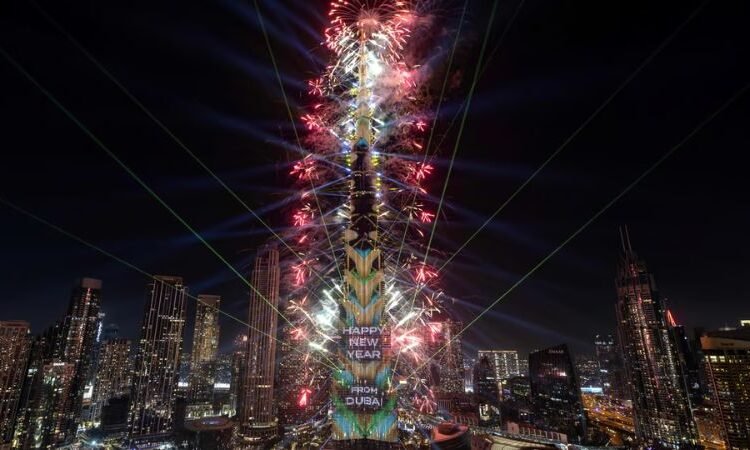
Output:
(275, 0), (463, 435)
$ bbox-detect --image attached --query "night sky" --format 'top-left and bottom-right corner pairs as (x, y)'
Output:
(1, 0), (749, 359)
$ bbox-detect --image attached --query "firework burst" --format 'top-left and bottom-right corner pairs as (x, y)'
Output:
(275, 0), (459, 432)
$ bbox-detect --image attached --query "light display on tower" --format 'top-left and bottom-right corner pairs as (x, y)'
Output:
(277, 0), (459, 444)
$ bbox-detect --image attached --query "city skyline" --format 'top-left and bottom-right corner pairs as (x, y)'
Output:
(1, 0), (749, 449)
(0, 230), (745, 365)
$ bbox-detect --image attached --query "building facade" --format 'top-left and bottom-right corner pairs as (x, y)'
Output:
(12, 326), (56, 448)
(594, 334), (625, 400)
(473, 355), (500, 426)
(91, 338), (131, 425)
(0, 321), (30, 445)
(33, 362), (77, 448)
(58, 278), (103, 441)
(529, 344), (586, 443)
(426, 320), (466, 395)
(187, 294), (221, 415)
(239, 245), (280, 444)
(277, 322), (328, 427)
(477, 349), (520, 397)
(11, 279), (102, 448)
(700, 327), (750, 449)
(615, 232), (697, 448)
(129, 275), (187, 440)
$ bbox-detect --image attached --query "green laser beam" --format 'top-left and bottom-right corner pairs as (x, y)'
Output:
(387, 0), (470, 253)
(390, 0), (468, 375)
(423, 0), (499, 264)
(396, 1), (500, 377)
(411, 78), (749, 379)
(253, 0), (343, 283)
(0, 196), (340, 371)
(27, 0), (337, 294)
(435, 0), (710, 275)
(0, 45), (299, 332)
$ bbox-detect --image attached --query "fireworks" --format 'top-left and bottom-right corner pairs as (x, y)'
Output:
(275, 0), (455, 430)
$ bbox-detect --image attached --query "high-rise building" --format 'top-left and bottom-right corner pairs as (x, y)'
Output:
(505, 376), (531, 402)
(129, 275), (187, 441)
(529, 344), (586, 443)
(473, 355), (500, 426)
(700, 327), (750, 449)
(57, 278), (103, 440)
(91, 338), (131, 425)
(189, 296), (220, 365)
(426, 319), (465, 395)
(0, 321), (31, 445)
(593, 334), (625, 400)
(230, 334), (247, 418)
(478, 350), (520, 380)
(500, 376), (533, 425)
(277, 322), (328, 427)
(477, 350), (520, 396)
(614, 230), (697, 447)
(81, 312), (107, 427)
(574, 353), (602, 393)
(187, 295), (220, 416)
(669, 315), (703, 406)
(12, 325), (57, 448)
(11, 279), (102, 448)
(13, 345), (76, 449)
(34, 361), (77, 447)
(239, 245), (280, 444)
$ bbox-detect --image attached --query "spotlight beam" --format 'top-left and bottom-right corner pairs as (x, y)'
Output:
(434, 0), (710, 276)
(254, 0), (344, 282)
(0, 196), (341, 372)
(27, 0), (339, 294)
(0, 47), (313, 349)
(411, 78), (750, 379)
(389, 0), (468, 271)
(395, 0), (500, 376)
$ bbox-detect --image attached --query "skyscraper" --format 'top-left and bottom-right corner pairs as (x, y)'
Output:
(33, 361), (77, 447)
(91, 338), (131, 425)
(12, 279), (102, 448)
(593, 334), (625, 400)
(230, 334), (247, 418)
(473, 355), (500, 426)
(700, 327), (750, 449)
(277, 322), (328, 426)
(81, 312), (107, 427)
(12, 325), (58, 448)
(0, 321), (31, 445)
(58, 278), (103, 440)
(669, 315), (703, 406)
(426, 319), (465, 395)
(190, 296), (220, 365)
(239, 245), (280, 444)
(187, 295), (220, 416)
(529, 344), (586, 443)
(477, 349), (520, 396)
(129, 275), (187, 441)
(615, 230), (697, 447)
